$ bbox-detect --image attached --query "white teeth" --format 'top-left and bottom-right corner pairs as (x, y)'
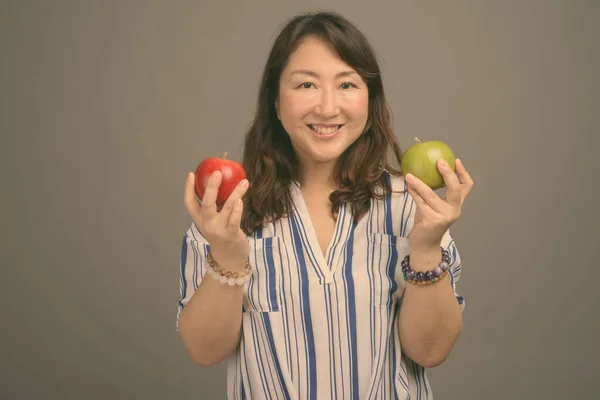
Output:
(310, 125), (340, 134)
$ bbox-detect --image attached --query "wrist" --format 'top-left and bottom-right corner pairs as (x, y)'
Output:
(206, 251), (252, 286)
(402, 247), (451, 285)
(408, 246), (442, 272)
(209, 250), (248, 273)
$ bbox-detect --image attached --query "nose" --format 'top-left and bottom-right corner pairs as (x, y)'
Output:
(314, 87), (340, 118)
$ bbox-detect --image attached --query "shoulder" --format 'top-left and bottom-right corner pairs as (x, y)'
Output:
(384, 170), (408, 193)
(374, 170), (415, 237)
(380, 169), (410, 204)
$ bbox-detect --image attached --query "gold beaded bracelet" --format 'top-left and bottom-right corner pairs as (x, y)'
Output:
(206, 252), (252, 286)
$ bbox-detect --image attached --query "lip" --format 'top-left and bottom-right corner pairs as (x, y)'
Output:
(307, 124), (343, 139)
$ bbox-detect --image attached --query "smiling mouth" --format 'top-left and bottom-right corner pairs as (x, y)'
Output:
(308, 124), (343, 135)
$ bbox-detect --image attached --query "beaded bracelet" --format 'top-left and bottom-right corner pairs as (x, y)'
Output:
(206, 252), (252, 286)
(402, 247), (451, 286)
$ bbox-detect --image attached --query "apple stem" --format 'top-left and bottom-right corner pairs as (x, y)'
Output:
(223, 152), (228, 160)
(414, 137), (422, 143)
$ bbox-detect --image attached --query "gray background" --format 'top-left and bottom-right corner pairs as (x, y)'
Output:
(1, 0), (598, 399)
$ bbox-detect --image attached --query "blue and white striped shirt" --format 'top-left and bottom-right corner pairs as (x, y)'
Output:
(178, 172), (465, 399)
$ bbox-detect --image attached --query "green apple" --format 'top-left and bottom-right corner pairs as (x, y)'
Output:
(401, 137), (456, 190)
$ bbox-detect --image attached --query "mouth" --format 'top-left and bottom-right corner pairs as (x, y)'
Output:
(307, 124), (343, 136)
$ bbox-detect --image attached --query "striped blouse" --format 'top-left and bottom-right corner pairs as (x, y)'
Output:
(177, 171), (465, 399)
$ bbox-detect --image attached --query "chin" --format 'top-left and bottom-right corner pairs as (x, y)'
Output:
(290, 130), (361, 164)
(307, 145), (347, 163)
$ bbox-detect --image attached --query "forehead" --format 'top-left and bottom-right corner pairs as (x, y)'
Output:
(283, 35), (356, 75)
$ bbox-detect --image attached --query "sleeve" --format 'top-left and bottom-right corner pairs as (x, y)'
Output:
(176, 222), (211, 333)
(440, 228), (466, 312)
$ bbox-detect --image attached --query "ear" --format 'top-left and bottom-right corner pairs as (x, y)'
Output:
(275, 99), (280, 120)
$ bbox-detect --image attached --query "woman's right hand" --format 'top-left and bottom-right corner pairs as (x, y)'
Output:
(184, 171), (250, 270)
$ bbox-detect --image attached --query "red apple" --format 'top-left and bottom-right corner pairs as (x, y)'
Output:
(194, 152), (247, 207)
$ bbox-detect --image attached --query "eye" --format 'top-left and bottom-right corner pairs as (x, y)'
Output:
(340, 82), (357, 89)
(298, 82), (314, 89)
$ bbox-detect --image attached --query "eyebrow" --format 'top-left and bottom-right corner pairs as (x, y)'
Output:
(289, 70), (358, 79)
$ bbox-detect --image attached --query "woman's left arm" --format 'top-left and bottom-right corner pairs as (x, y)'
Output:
(398, 158), (474, 368)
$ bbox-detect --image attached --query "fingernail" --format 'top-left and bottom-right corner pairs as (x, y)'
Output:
(240, 179), (249, 187)
(212, 171), (221, 180)
(406, 173), (414, 181)
(438, 159), (447, 167)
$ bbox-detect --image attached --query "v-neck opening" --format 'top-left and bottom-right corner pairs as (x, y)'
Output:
(290, 181), (348, 284)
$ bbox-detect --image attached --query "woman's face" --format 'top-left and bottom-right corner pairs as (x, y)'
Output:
(276, 35), (369, 167)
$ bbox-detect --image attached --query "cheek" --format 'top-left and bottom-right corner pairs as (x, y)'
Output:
(279, 92), (313, 121)
(343, 93), (369, 120)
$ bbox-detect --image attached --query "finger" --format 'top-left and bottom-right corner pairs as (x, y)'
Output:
(184, 172), (202, 220)
(405, 173), (447, 214)
(437, 159), (461, 190)
(201, 171), (222, 217)
(437, 159), (462, 208)
(407, 182), (432, 212)
(456, 158), (474, 186)
(455, 158), (474, 202)
(218, 179), (249, 228)
(226, 198), (244, 233)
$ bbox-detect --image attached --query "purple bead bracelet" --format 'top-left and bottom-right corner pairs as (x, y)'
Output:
(402, 247), (451, 285)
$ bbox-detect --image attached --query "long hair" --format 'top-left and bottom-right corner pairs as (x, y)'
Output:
(241, 11), (405, 235)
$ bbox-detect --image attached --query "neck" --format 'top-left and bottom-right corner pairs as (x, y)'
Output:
(296, 160), (339, 193)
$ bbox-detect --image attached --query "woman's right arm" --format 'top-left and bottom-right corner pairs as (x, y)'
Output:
(177, 170), (250, 366)
(177, 257), (246, 366)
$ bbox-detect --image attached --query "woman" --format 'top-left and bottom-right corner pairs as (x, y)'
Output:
(178, 11), (474, 399)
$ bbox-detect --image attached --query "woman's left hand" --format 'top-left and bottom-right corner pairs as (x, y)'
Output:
(405, 158), (474, 251)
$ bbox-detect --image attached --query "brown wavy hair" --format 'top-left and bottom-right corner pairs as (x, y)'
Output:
(241, 11), (405, 235)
